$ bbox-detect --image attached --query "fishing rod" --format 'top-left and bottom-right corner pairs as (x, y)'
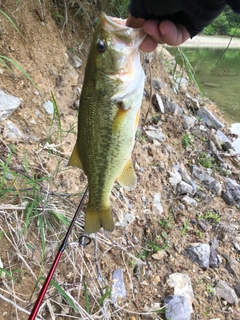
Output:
(28, 186), (91, 320)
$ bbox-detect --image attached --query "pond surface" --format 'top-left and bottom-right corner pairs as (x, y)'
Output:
(167, 47), (240, 124)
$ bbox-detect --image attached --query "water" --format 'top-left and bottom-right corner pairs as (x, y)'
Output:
(167, 47), (240, 124)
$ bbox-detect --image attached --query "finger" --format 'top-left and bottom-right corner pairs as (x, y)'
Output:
(126, 15), (145, 28)
(159, 20), (190, 46)
(139, 36), (158, 52)
(143, 20), (163, 43)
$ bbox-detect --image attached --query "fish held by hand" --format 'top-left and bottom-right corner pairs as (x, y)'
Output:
(68, 12), (146, 233)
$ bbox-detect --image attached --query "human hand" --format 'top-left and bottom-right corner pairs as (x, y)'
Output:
(126, 15), (190, 52)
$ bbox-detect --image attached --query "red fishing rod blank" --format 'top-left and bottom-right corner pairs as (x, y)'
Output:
(28, 187), (90, 320)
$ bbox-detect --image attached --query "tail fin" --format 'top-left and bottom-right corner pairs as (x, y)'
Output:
(84, 205), (114, 233)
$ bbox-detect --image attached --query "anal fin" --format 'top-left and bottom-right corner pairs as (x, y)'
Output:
(117, 158), (137, 191)
(67, 143), (83, 170)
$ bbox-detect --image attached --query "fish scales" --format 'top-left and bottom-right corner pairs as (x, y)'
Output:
(68, 12), (146, 233)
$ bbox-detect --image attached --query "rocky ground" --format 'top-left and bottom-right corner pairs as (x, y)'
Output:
(0, 1), (240, 320)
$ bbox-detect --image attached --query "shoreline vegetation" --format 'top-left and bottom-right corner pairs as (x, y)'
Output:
(179, 35), (240, 48)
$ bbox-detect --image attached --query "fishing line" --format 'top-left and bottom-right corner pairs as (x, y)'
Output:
(28, 186), (90, 320)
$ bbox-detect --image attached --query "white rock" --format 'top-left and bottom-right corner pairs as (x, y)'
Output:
(153, 193), (163, 214)
(0, 90), (21, 121)
(115, 213), (135, 228)
(167, 273), (194, 311)
(3, 120), (24, 139)
(70, 55), (82, 68)
(42, 100), (54, 115)
(0, 257), (5, 279)
(169, 168), (182, 187)
(182, 195), (198, 207)
(215, 280), (238, 304)
(145, 129), (166, 142)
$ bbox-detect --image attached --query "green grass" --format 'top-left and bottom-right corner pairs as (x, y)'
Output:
(199, 210), (220, 224)
(33, 276), (79, 312)
(199, 152), (214, 168)
(0, 11), (41, 92)
(172, 47), (201, 92)
(0, 9), (25, 40)
(181, 217), (189, 236)
(106, 0), (130, 18)
(159, 217), (174, 230)
(182, 134), (194, 148)
(0, 55), (40, 92)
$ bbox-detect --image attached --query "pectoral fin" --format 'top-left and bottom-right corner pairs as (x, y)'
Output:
(67, 144), (83, 170)
(117, 158), (137, 191)
(112, 101), (130, 134)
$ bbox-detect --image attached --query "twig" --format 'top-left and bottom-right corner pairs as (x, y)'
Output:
(144, 53), (153, 123)
(60, 0), (68, 40)
(94, 234), (103, 283)
(97, 234), (146, 265)
(121, 252), (135, 302)
(0, 293), (42, 319)
(7, 251), (19, 320)
(215, 36), (233, 65)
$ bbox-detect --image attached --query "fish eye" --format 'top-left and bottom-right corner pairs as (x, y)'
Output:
(97, 40), (106, 53)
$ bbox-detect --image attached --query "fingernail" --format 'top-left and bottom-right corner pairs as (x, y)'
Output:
(159, 24), (166, 36)
(160, 26), (165, 36)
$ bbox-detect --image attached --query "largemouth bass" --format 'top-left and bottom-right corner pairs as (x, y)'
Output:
(68, 12), (146, 233)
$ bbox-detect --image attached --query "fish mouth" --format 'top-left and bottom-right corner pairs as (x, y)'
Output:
(99, 12), (146, 46)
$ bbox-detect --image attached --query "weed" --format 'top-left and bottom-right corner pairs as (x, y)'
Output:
(147, 233), (171, 252)
(195, 229), (203, 237)
(199, 152), (214, 168)
(84, 283), (90, 313)
(216, 167), (231, 176)
(147, 240), (162, 253)
(206, 284), (214, 294)
(173, 47), (201, 92)
(0, 268), (15, 281)
(196, 115), (202, 121)
(0, 55), (40, 92)
(199, 157), (212, 168)
(102, 0), (130, 18)
(140, 135), (147, 142)
(164, 60), (172, 73)
(34, 276), (79, 312)
(181, 217), (189, 236)
(129, 259), (136, 267)
(182, 134), (194, 148)
(159, 217), (174, 230)
(136, 250), (149, 261)
(54, 11), (64, 20)
(199, 210), (220, 223)
(149, 161), (158, 167)
(50, 91), (63, 143)
(204, 307), (213, 317)
(0, 10), (25, 39)
(98, 286), (111, 306)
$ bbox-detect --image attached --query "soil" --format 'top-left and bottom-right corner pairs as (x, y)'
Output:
(0, 1), (239, 320)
